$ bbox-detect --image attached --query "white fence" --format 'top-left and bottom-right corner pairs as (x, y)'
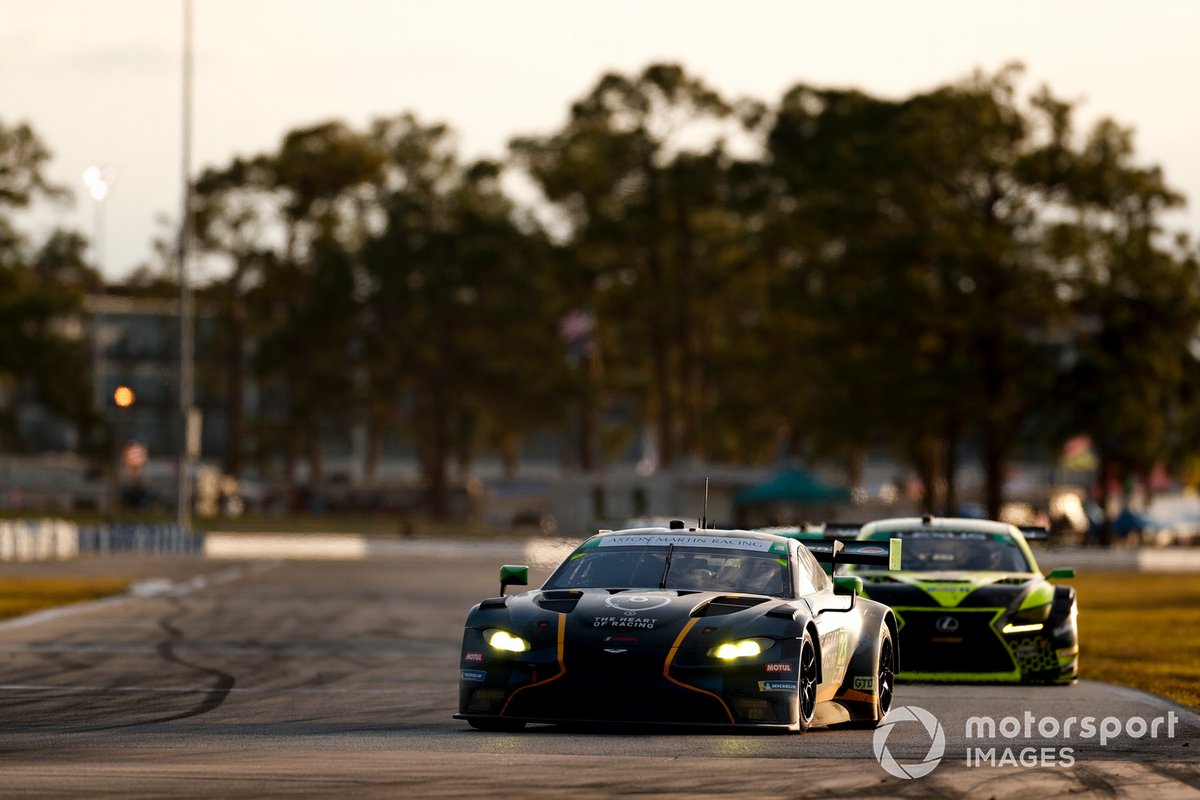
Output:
(0, 520), (204, 561)
(77, 524), (204, 556)
(2, 520), (1200, 570)
(0, 519), (80, 561)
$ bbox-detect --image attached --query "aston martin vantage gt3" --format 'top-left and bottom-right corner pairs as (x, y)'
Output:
(455, 522), (902, 732)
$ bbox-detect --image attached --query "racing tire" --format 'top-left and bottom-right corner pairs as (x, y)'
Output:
(467, 717), (527, 732)
(797, 632), (818, 733)
(875, 626), (895, 720)
(1043, 585), (1079, 685)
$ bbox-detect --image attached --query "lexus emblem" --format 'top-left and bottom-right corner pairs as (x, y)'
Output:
(935, 616), (959, 633)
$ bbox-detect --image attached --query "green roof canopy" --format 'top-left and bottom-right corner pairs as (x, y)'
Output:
(736, 467), (851, 505)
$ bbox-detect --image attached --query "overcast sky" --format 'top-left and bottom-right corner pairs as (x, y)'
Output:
(4, 0), (1199, 280)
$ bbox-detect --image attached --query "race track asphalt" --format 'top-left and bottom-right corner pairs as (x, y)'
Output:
(0, 547), (1196, 798)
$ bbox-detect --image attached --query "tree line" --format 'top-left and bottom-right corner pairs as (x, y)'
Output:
(2, 62), (1198, 529)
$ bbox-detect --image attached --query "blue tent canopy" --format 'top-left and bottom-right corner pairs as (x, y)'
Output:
(736, 467), (851, 506)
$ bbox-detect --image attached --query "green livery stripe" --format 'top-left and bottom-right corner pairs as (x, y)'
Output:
(912, 582), (977, 608)
(1018, 582), (1054, 610)
(864, 571), (1049, 609)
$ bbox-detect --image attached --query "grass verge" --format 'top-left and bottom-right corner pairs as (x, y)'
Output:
(1068, 571), (1200, 710)
(0, 577), (130, 622)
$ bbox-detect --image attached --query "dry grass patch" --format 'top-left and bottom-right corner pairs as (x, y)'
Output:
(1067, 571), (1200, 710)
(0, 577), (130, 621)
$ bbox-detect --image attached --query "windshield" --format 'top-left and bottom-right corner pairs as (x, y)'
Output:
(869, 530), (1032, 572)
(545, 539), (793, 597)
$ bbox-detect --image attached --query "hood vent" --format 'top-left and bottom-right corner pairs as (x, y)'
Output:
(993, 577), (1032, 586)
(693, 595), (770, 617)
(535, 590), (582, 613)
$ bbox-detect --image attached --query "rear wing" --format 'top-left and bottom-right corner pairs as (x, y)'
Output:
(816, 522), (868, 539)
(758, 522), (867, 541)
(801, 538), (902, 571)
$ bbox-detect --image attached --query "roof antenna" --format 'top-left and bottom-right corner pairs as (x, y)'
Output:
(700, 477), (709, 530)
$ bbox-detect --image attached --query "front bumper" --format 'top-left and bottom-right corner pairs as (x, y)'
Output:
(458, 631), (803, 728)
(892, 607), (1078, 684)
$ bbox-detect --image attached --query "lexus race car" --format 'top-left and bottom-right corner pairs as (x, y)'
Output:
(455, 522), (902, 732)
(850, 516), (1078, 684)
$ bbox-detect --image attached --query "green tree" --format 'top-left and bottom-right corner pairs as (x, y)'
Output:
(362, 115), (565, 516)
(252, 121), (384, 492)
(765, 67), (1094, 517)
(0, 119), (99, 453)
(193, 156), (276, 479)
(889, 67), (1071, 516)
(763, 86), (914, 485)
(1043, 118), (1200, 542)
(511, 63), (750, 469)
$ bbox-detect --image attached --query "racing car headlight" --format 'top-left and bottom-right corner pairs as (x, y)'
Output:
(485, 629), (531, 653)
(710, 638), (774, 660)
(1002, 603), (1049, 634)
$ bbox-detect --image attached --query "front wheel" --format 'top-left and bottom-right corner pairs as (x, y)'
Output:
(796, 632), (818, 733)
(876, 626), (895, 719)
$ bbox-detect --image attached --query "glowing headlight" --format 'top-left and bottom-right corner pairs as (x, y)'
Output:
(485, 629), (530, 652)
(1003, 602), (1050, 634)
(710, 638), (770, 660)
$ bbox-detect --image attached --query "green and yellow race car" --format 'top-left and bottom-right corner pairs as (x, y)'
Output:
(848, 516), (1077, 684)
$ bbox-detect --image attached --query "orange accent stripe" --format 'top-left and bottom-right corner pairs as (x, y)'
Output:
(837, 688), (876, 705)
(663, 617), (735, 724)
(500, 615), (566, 717)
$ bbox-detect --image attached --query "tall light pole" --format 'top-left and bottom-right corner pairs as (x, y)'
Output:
(82, 165), (115, 273)
(178, 0), (196, 532)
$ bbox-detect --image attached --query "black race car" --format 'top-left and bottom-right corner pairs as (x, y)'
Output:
(851, 516), (1078, 683)
(455, 522), (902, 731)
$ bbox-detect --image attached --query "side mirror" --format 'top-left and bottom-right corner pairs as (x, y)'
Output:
(500, 564), (529, 596)
(833, 575), (863, 598)
(824, 575), (862, 613)
(1046, 567), (1076, 580)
